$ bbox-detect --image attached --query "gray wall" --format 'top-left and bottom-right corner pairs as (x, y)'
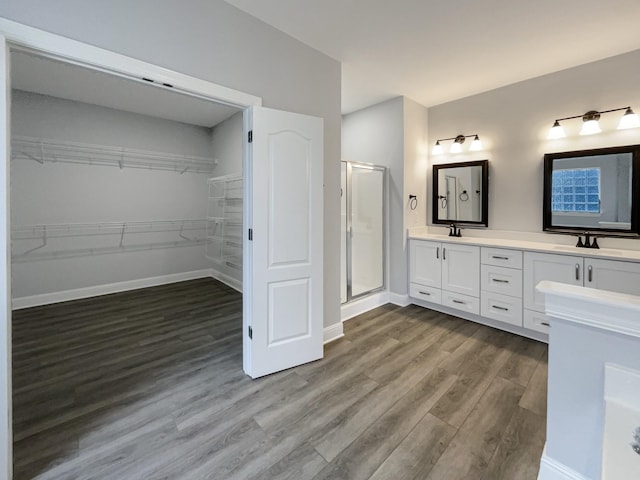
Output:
(342, 97), (428, 298)
(11, 90), (215, 298)
(0, 0), (342, 328)
(211, 111), (243, 177)
(428, 48), (640, 243)
(342, 97), (404, 295)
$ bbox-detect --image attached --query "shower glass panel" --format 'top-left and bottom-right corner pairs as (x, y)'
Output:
(341, 161), (386, 303)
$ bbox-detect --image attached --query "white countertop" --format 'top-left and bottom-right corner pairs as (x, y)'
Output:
(408, 231), (640, 262)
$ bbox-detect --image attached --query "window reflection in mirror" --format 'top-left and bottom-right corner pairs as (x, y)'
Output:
(543, 146), (640, 234)
(432, 160), (489, 226)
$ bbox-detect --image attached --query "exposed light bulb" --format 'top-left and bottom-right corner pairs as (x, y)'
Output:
(432, 141), (443, 155)
(547, 120), (566, 139)
(618, 107), (640, 130)
(580, 111), (601, 135)
(469, 135), (482, 151)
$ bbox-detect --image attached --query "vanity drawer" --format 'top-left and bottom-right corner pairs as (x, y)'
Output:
(523, 309), (551, 335)
(409, 283), (442, 304)
(442, 291), (479, 315)
(481, 292), (523, 327)
(481, 247), (523, 269)
(481, 264), (523, 297)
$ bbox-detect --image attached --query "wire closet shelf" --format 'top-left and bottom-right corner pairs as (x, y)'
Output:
(11, 136), (217, 174)
(11, 219), (207, 262)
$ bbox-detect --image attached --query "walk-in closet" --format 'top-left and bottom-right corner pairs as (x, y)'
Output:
(9, 51), (245, 478)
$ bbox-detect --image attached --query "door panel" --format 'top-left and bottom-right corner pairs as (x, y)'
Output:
(245, 106), (323, 378)
(269, 132), (310, 266)
(523, 252), (583, 312)
(442, 244), (480, 296)
(350, 165), (384, 297)
(410, 240), (441, 288)
(585, 258), (640, 296)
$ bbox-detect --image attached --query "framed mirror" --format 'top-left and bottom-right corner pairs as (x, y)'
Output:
(432, 160), (489, 226)
(543, 145), (640, 234)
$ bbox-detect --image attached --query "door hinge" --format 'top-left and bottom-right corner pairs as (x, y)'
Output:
(248, 130), (253, 143)
(248, 228), (253, 241)
(248, 326), (253, 339)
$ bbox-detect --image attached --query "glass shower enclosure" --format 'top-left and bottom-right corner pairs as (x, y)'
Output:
(340, 161), (386, 304)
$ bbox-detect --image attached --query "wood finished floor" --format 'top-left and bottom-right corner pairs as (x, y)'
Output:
(12, 278), (548, 479)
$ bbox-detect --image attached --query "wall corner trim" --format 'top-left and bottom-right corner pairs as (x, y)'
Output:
(388, 292), (411, 307)
(538, 447), (591, 480)
(323, 322), (344, 344)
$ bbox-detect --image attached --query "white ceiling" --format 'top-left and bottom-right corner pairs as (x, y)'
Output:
(226, 0), (640, 114)
(10, 51), (241, 128)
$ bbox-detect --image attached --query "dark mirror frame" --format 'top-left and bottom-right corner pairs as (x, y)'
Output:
(432, 159), (489, 227)
(543, 144), (640, 235)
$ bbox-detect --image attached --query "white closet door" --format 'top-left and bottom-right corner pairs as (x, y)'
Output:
(244, 106), (324, 378)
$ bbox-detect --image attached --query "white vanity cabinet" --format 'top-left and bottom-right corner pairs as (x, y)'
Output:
(409, 239), (480, 313)
(523, 252), (640, 335)
(481, 248), (523, 327)
(409, 234), (640, 343)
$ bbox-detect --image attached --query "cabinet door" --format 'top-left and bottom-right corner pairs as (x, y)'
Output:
(409, 240), (441, 288)
(584, 258), (640, 297)
(523, 252), (583, 312)
(441, 243), (480, 297)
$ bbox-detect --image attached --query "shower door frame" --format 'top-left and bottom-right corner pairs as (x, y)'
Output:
(343, 160), (387, 303)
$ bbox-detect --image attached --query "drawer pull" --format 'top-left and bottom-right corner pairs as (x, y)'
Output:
(492, 305), (509, 311)
(452, 299), (465, 305)
(436, 247), (439, 259)
(492, 255), (509, 260)
(492, 278), (509, 283)
(418, 291), (431, 296)
(541, 322), (550, 327)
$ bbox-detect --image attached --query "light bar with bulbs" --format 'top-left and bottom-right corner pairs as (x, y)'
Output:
(432, 134), (483, 155)
(547, 106), (640, 139)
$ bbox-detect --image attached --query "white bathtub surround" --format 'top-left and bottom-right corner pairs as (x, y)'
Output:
(536, 281), (640, 480)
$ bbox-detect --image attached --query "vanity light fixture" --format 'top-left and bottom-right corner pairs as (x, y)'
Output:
(469, 135), (483, 151)
(548, 106), (640, 139)
(432, 134), (483, 155)
(619, 107), (640, 129)
(579, 111), (602, 136)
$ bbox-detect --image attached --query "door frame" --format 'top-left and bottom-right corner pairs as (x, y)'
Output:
(0, 18), (262, 479)
(342, 160), (387, 303)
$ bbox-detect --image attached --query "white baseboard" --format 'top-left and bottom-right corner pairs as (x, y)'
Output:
(341, 291), (390, 322)
(12, 269), (214, 309)
(323, 322), (344, 344)
(388, 292), (410, 307)
(209, 268), (242, 293)
(538, 447), (590, 480)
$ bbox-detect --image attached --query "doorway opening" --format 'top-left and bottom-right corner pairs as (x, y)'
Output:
(8, 47), (248, 478)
